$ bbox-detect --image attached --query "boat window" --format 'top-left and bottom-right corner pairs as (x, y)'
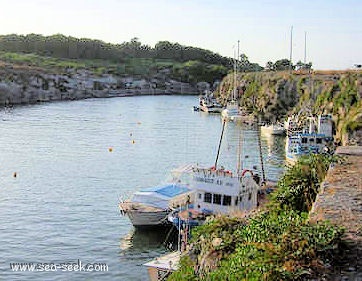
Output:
(309, 138), (315, 142)
(248, 193), (252, 201)
(222, 195), (232, 206)
(204, 193), (212, 203)
(235, 196), (238, 206)
(198, 193), (202, 199)
(302, 138), (308, 144)
(316, 138), (322, 144)
(213, 194), (222, 205)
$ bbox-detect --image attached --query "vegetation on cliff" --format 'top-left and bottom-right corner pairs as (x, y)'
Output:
(216, 71), (362, 145)
(1, 34), (361, 144)
(169, 155), (344, 281)
(0, 34), (237, 85)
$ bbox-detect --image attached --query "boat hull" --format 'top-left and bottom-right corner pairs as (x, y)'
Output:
(261, 127), (285, 135)
(126, 209), (170, 228)
(119, 201), (171, 228)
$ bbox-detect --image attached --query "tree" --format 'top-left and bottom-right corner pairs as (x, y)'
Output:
(274, 59), (293, 71)
(265, 61), (275, 71)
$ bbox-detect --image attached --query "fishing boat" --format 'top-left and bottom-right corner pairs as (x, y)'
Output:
(168, 166), (260, 227)
(168, 121), (262, 229)
(285, 114), (334, 164)
(284, 115), (304, 137)
(198, 92), (224, 113)
(119, 165), (195, 228)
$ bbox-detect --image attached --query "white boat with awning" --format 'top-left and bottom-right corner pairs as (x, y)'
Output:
(119, 166), (195, 228)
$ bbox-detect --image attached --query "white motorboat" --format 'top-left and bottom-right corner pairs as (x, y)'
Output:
(198, 93), (224, 113)
(260, 123), (286, 135)
(221, 100), (255, 124)
(119, 166), (195, 228)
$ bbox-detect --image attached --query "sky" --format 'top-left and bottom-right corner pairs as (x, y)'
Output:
(0, 0), (361, 70)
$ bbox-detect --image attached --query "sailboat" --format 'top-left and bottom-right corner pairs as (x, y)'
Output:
(221, 42), (255, 125)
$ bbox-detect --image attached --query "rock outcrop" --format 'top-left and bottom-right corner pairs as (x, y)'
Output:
(0, 64), (199, 105)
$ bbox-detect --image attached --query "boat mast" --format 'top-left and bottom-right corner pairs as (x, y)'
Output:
(235, 40), (243, 174)
(214, 119), (226, 169)
(236, 40), (239, 93)
(237, 128), (243, 175)
(289, 25), (293, 73)
(233, 47), (237, 101)
(257, 126), (266, 183)
(304, 31), (307, 65)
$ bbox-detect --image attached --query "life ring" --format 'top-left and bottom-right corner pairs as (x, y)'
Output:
(241, 169), (253, 177)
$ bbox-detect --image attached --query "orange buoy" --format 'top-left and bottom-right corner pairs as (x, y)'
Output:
(132, 140), (135, 144)
(13, 172), (17, 178)
(108, 147), (113, 152)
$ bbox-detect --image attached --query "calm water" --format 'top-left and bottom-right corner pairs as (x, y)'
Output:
(0, 95), (285, 280)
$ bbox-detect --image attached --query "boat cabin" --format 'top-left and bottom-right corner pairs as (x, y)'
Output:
(191, 167), (259, 214)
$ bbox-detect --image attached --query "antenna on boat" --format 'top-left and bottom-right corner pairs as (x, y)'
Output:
(214, 119), (226, 169)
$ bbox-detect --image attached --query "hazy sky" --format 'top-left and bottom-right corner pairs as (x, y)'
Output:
(0, 0), (361, 69)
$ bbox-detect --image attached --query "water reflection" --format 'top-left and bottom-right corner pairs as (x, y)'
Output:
(120, 227), (177, 253)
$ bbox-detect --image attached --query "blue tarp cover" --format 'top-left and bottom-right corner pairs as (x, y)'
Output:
(140, 184), (190, 198)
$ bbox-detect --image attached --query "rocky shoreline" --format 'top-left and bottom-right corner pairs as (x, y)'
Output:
(0, 64), (200, 106)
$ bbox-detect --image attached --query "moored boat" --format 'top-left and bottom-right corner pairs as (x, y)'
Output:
(168, 166), (260, 228)
(260, 122), (285, 135)
(198, 93), (224, 113)
(285, 114), (334, 164)
(119, 165), (195, 228)
(168, 119), (263, 230)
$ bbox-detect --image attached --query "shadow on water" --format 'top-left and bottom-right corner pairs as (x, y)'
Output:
(119, 226), (178, 254)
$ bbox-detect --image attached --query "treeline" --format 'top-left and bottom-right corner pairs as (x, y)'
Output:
(0, 34), (232, 67)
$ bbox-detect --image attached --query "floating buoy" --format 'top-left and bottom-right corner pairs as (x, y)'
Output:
(137, 121), (141, 125)
(132, 140), (135, 144)
(13, 172), (17, 178)
(108, 147), (113, 152)
(130, 133), (133, 137)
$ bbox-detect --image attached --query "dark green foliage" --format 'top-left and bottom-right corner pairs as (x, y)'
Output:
(272, 154), (333, 212)
(0, 34), (232, 67)
(168, 155), (344, 281)
(274, 59), (294, 71)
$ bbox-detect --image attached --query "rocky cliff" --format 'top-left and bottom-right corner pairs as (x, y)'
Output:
(0, 62), (200, 105)
(216, 70), (362, 145)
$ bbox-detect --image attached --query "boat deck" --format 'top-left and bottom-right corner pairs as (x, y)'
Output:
(144, 251), (181, 281)
(119, 201), (164, 212)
